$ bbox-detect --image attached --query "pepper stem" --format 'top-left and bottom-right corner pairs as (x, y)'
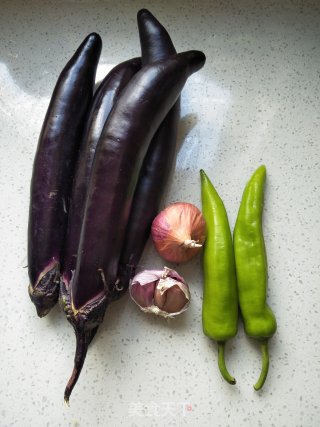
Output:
(254, 340), (269, 391)
(64, 328), (91, 404)
(218, 342), (236, 385)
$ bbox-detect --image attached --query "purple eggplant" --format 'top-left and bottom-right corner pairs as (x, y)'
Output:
(61, 50), (206, 403)
(28, 33), (102, 317)
(60, 57), (141, 360)
(138, 9), (176, 64)
(117, 9), (180, 290)
(61, 57), (141, 287)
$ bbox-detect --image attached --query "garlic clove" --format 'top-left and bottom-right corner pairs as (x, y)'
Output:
(154, 278), (190, 313)
(129, 267), (191, 317)
(130, 281), (156, 308)
(161, 266), (186, 284)
(129, 270), (163, 308)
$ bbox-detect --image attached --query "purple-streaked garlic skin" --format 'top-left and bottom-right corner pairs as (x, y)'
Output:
(129, 267), (190, 317)
(163, 267), (186, 284)
(130, 282), (156, 308)
(129, 269), (164, 308)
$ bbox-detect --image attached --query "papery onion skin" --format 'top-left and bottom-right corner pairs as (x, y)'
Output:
(151, 202), (206, 263)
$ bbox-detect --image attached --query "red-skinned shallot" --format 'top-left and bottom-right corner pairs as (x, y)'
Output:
(151, 202), (206, 263)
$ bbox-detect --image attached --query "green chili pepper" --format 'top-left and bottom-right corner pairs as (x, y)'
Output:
(233, 165), (277, 390)
(200, 169), (238, 385)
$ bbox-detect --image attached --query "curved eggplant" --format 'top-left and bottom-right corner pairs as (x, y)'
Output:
(28, 33), (102, 317)
(61, 57), (141, 287)
(138, 8), (176, 64)
(61, 50), (206, 403)
(117, 9), (181, 290)
(74, 51), (205, 310)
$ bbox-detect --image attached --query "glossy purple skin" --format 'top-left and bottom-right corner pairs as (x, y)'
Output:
(60, 59), (141, 403)
(117, 9), (181, 289)
(72, 50), (206, 310)
(27, 33), (102, 316)
(138, 9), (176, 65)
(61, 57), (141, 286)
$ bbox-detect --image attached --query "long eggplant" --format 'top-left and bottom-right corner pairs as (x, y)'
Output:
(117, 9), (180, 291)
(61, 57), (141, 287)
(28, 33), (102, 317)
(60, 57), (141, 350)
(60, 50), (206, 403)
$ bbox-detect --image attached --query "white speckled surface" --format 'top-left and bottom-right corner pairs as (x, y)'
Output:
(1, 0), (320, 426)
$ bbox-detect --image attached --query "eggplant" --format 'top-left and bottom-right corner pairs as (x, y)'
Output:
(60, 57), (141, 360)
(61, 57), (141, 287)
(138, 9), (176, 64)
(28, 33), (102, 317)
(117, 9), (180, 290)
(60, 50), (206, 403)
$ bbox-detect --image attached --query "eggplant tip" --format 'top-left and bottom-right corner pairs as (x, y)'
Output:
(64, 368), (78, 405)
(28, 264), (60, 316)
(36, 305), (51, 318)
(28, 283), (55, 317)
(137, 8), (150, 17)
(64, 394), (70, 407)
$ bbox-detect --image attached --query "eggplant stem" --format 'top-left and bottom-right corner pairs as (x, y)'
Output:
(98, 268), (107, 291)
(64, 328), (90, 404)
(254, 340), (269, 391)
(114, 278), (124, 292)
(218, 342), (236, 385)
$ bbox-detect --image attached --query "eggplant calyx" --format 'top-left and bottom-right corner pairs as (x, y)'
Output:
(28, 262), (60, 317)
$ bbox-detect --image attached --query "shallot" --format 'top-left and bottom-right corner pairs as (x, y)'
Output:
(151, 202), (206, 263)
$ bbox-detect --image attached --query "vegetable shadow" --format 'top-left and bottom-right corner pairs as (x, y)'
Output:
(157, 112), (198, 203)
(176, 113), (198, 152)
(97, 289), (191, 338)
(45, 301), (63, 324)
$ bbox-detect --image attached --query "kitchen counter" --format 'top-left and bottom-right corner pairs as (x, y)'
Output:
(0, 1), (319, 426)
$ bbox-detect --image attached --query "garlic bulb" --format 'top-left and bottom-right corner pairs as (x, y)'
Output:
(151, 202), (206, 263)
(129, 267), (190, 318)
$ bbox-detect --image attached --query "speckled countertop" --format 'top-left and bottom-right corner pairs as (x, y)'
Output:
(1, 1), (320, 426)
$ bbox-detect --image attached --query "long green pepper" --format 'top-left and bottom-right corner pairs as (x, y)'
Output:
(234, 165), (277, 390)
(200, 170), (238, 385)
